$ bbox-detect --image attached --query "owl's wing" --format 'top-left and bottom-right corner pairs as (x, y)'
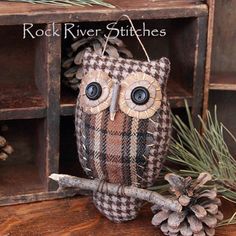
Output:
(75, 99), (95, 179)
(142, 96), (172, 188)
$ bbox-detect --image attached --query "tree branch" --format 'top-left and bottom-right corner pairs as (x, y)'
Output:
(49, 174), (182, 212)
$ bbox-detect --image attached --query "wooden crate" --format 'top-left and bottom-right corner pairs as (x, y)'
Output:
(203, 0), (236, 155)
(0, 0), (208, 206)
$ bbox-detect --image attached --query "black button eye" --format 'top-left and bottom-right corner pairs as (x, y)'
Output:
(85, 82), (102, 100)
(131, 86), (150, 105)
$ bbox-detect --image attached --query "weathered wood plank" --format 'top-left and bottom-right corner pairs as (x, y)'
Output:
(45, 24), (62, 191)
(0, 190), (79, 206)
(0, 107), (46, 121)
(211, 0), (236, 74)
(202, 0), (215, 121)
(0, 0), (208, 25)
(0, 197), (164, 235)
(192, 16), (208, 128)
(209, 73), (236, 91)
(0, 196), (235, 236)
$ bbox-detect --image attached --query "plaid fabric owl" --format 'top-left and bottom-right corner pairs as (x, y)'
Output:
(75, 50), (172, 223)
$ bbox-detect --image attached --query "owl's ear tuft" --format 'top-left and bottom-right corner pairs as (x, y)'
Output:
(159, 57), (171, 73)
(83, 49), (102, 74)
(156, 57), (171, 86)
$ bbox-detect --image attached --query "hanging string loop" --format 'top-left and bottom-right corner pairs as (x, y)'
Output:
(102, 14), (150, 62)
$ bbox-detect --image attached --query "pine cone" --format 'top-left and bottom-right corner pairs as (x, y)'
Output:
(152, 173), (223, 236)
(62, 35), (133, 91)
(0, 135), (13, 161)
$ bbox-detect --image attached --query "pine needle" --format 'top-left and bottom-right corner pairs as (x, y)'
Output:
(5, 0), (115, 8)
(217, 212), (236, 227)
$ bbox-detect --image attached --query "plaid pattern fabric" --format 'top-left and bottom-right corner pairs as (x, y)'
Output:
(76, 108), (149, 185)
(75, 50), (171, 222)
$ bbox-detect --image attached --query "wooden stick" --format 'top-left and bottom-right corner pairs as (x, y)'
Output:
(49, 174), (182, 212)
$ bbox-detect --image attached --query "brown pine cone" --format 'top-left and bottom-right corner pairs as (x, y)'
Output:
(62, 35), (133, 91)
(152, 173), (223, 236)
(0, 135), (13, 161)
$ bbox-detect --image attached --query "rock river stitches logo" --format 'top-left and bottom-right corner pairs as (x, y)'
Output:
(23, 22), (167, 39)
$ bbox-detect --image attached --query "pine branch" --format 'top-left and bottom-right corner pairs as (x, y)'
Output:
(5, 0), (115, 8)
(165, 101), (236, 202)
(49, 174), (182, 212)
(151, 101), (236, 227)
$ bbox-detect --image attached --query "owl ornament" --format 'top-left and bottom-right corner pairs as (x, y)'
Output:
(75, 48), (172, 223)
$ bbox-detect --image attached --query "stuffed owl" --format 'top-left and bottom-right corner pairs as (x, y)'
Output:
(75, 50), (172, 223)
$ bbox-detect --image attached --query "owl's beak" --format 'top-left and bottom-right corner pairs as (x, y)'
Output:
(109, 81), (120, 121)
(110, 113), (116, 121)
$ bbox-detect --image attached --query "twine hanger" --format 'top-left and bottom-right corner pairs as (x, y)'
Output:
(102, 14), (151, 62)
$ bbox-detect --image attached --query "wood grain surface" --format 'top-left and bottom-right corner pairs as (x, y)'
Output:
(210, 73), (236, 91)
(0, 0), (208, 25)
(0, 196), (235, 236)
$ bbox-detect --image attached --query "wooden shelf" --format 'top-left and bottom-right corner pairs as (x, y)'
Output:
(0, 25), (48, 120)
(167, 79), (193, 108)
(60, 88), (78, 116)
(0, 87), (46, 120)
(0, 0), (208, 25)
(209, 73), (236, 91)
(0, 163), (46, 196)
(60, 79), (193, 116)
(0, 119), (47, 200)
(203, 1), (236, 154)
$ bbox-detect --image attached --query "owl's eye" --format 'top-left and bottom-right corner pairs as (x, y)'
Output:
(79, 70), (112, 114)
(119, 72), (162, 119)
(131, 87), (150, 105)
(86, 82), (102, 100)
